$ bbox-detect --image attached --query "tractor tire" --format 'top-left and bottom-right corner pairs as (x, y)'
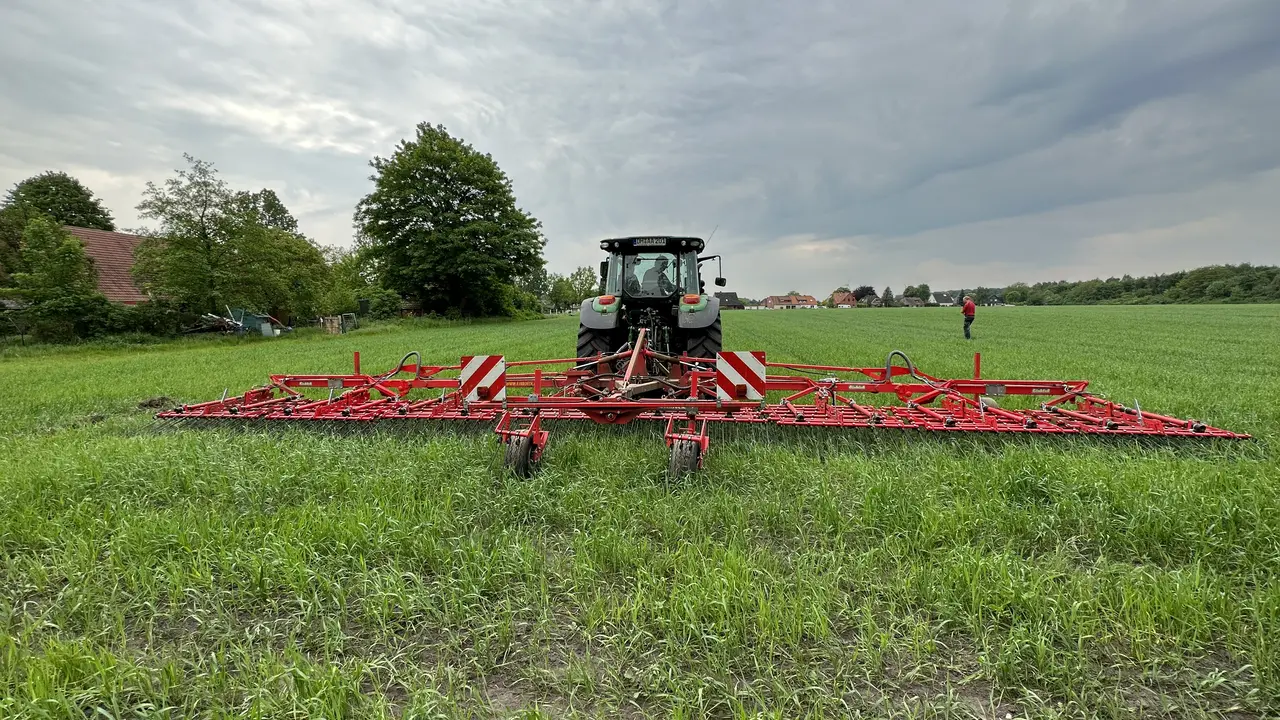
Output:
(668, 439), (701, 480)
(503, 435), (536, 478)
(577, 324), (619, 359)
(683, 316), (722, 360)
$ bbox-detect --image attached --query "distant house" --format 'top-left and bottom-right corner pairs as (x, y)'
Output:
(830, 291), (857, 308)
(63, 225), (148, 304)
(932, 292), (956, 307)
(901, 296), (925, 307)
(764, 294), (819, 309)
(714, 291), (745, 310)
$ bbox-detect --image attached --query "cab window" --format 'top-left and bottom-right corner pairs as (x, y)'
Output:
(621, 253), (679, 297)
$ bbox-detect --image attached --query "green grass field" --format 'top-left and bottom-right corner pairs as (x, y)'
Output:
(2, 306), (1278, 719)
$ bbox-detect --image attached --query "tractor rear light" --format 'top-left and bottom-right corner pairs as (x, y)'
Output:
(598, 295), (616, 306)
(682, 294), (700, 305)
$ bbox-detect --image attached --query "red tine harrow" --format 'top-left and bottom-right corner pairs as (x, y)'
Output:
(156, 329), (1249, 477)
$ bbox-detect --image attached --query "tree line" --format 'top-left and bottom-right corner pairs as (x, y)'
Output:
(999, 265), (1280, 305)
(0, 123), (605, 342)
(829, 265), (1280, 307)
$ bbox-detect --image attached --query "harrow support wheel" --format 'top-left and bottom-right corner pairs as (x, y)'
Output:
(503, 435), (538, 478)
(668, 439), (702, 480)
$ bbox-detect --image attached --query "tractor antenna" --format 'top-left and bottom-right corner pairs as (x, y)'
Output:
(706, 224), (719, 244)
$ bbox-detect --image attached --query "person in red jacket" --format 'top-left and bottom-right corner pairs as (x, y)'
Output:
(962, 295), (976, 339)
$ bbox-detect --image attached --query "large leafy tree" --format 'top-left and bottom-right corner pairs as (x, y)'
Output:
(568, 266), (598, 301)
(234, 188), (299, 233)
(547, 273), (577, 312)
(133, 154), (327, 319)
(354, 123), (546, 317)
(133, 155), (243, 314)
(6, 216), (113, 341)
(4, 171), (116, 230)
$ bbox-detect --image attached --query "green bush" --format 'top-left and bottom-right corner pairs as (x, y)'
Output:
(365, 287), (402, 320)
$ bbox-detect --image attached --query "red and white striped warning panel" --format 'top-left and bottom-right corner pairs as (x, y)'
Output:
(715, 351), (767, 401)
(459, 355), (506, 401)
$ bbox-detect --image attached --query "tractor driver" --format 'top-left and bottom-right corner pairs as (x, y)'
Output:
(642, 256), (677, 295)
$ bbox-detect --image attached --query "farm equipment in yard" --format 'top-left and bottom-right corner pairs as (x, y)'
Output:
(155, 329), (1250, 479)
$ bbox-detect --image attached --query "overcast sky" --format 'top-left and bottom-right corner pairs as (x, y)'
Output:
(3, 0), (1279, 298)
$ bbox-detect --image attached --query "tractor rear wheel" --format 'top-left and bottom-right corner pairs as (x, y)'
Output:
(577, 324), (619, 359)
(683, 316), (722, 360)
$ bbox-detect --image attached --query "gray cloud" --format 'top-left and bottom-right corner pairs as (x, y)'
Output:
(2, 0), (1279, 298)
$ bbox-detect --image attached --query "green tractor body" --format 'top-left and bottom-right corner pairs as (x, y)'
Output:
(577, 235), (725, 360)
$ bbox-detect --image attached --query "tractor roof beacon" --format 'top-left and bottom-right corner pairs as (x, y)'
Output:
(577, 236), (727, 368)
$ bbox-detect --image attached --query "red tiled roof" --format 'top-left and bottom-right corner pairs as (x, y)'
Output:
(64, 225), (148, 304)
(765, 294), (818, 305)
(831, 291), (858, 306)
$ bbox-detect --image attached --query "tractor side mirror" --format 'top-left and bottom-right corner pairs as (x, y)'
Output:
(715, 277), (727, 287)
(599, 260), (608, 293)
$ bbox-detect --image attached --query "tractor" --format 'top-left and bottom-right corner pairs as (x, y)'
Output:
(576, 235), (726, 362)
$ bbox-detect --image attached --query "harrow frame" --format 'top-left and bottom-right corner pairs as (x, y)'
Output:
(156, 329), (1249, 477)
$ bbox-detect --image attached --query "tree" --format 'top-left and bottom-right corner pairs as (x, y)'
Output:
(0, 205), (30, 285)
(515, 264), (552, 300)
(133, 154), (327, 319)
(882, 286), (894, 306)
(785, 290), (803, 297)
(1003, 282), (1029, 304)
(6, 216), (113, 341)
(913, 284), (931, 301)
(4, 171), (116, 231)
(853, 285), (877, 301)
(315, 244), (406, 319)
(133, 155), (244, 314)
(902, 285), (916, 299)
(547, 273), (576, 312)
(233, 188), (298, 233)
(354, 122), (546, 317)
(235, 226), (330, 321)
(568, 266), (598, 302)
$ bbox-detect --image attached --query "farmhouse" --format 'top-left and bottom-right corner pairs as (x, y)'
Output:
(932, 292), (956, 306)
(829, 291), (857, 308)
(714, 291), (745, 310)
(901, 296), (925, 307)
(764, 294), (819, 309)
(63, 225), (147, 304)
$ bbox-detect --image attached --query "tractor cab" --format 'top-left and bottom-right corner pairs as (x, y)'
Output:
(597, 236), (724, 306)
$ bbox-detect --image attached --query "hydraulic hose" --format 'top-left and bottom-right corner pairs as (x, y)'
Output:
(382, 351), (422, 379)
(884, 350), (944, 390)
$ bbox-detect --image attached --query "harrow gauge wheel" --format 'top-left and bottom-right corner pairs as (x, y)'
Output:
(503, 435), (538, 478)
(668, 439), (702, 480)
